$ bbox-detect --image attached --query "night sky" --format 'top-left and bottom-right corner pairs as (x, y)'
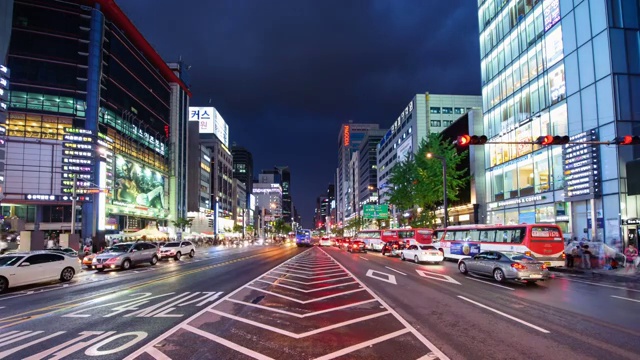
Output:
(119, 0), (482, 228)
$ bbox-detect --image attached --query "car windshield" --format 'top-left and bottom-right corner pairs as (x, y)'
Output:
(0, 256), (25, 267)
(108, 244), (132, 252)
(503, 252), (537, 261)
(419, 245), (436, 250)
(164, 242), (180, 247)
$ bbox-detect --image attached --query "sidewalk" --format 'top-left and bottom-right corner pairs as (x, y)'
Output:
(551, 266), (640, 283)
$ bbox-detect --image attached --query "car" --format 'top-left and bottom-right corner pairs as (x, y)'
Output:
(381, 241), (405, 257)
(457, 251), (550, 283)
(159, 241), (196, 260)
(92, 242), (158, 271)
(0, 251), (81, 293)
(48, 247), (79, 257)
(400, 245), (444, 264)
(319, 237), (334, 247)
(347, 240), (366, 253)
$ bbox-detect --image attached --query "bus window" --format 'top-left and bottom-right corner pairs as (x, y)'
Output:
(509, 228), (526, 243)
(444, 231), (456, 241)
(433, 231), (444, 242)
(468, 229), (481, 241)
(479, 230), (496, 242)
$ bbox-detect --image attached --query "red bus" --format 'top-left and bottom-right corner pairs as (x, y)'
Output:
(382, 228), (434, 246)
(431, 224), (565, 267)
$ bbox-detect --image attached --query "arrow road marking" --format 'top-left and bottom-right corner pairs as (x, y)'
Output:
(366, 270), (397, 285)
(256, 279), (358, 292)
(385, 266), (407, 276)
(244, 285), (364, 304)
(262, 275), (352, 284)
(224, 298), (378, 318)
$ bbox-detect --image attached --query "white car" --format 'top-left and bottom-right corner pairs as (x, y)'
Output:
(0, 251), (81, 293)
(400, 245), (444, 264)
(159, 241), (196, 260)
(319, 237), (334, 247)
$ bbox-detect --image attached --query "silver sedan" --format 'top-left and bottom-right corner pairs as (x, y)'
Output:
(458, 251), (550, 283)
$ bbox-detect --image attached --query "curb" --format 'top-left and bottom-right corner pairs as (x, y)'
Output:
(551, 267), (640, 283)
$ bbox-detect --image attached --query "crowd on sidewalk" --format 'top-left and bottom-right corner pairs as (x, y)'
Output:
(564, 238), (639, 275)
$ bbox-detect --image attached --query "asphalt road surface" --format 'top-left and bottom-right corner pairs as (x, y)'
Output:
(1, 244), (639, 359)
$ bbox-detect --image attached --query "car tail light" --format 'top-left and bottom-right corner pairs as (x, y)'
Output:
(561, 253), (566, 259)
(541, 263), (547, 269)
(353, 244), (358, 248)
(511, 263), (527, 270)
(524, 251), (532, 257)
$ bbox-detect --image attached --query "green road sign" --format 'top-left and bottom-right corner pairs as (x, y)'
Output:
(363, 204), (389, 220)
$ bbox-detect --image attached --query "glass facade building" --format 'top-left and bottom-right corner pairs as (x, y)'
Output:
(3, 0), (189, 237)
(478, 0), (640, 246)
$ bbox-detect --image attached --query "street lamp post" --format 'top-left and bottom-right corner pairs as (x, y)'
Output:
(426, 153), (448, 228)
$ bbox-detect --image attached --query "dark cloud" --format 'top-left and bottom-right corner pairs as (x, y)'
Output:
(118, 0), (481, 227)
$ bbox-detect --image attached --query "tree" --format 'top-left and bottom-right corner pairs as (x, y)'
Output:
(172, 217), (193, 232)
(386, 132), (468, 228)
(246, 225), (255, 235)
(345, 216), (370, 233)
(233, 224), (244, 233)
(273, 219), (289, 235)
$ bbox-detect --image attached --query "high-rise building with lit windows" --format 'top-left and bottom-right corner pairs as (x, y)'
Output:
(478, 0), (640, 246)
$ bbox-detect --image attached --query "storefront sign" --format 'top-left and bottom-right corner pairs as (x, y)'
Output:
(488, 195), (545, 209)
(544, 0), (560, 31)
(65, 128), (94, 136)
(622, 218), (640, 225)
(63, 157), (93, 165)
(61, 195), (92, 202)
(64, 142), (94, 151)
(63, 134), (93, 143)
(63, 172), (93, 180)
(25, 194), (56, 201)
(563, 129), (601, 202)
(555, 215), (570, 222)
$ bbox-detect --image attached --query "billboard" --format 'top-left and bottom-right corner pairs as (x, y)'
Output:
(113, 156), (167, 210)
(188, 107), (214, 133)
(213, 110), (229, 147)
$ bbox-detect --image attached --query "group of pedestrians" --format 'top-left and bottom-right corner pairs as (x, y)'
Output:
(565, 238), (638, 273)
(565, 241), (593, 269)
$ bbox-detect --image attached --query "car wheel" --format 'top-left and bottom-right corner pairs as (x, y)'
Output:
(414, 255), (420, 264)
(96, 268), (105, 272)
(60, 267), (75, 282)
(189, 249), (195, 258)
(400, 253), (405, 261)
(122, 259), (132, 270)
(150, 255), (158, 265)
(0, 276), (8, 293)
(493, 268), (505, 283)
(175, 252), (181, 260)
(458, 261), (468, 274)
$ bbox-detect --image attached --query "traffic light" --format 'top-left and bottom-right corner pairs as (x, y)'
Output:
(456, 134), (487, 146)
(535, 135), (569, 145)
(612, 135), (640, 145)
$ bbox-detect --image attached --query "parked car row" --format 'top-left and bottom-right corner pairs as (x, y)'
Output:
(0, 250), (81, 293)
(85, 240), (198, 271)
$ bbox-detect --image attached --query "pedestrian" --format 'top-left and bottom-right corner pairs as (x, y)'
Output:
(566, 246), (574, 268)
(581, 244), (592, 270)
(624, 244), (638, 273)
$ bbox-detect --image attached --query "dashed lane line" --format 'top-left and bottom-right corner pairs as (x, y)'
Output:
(358, 256), (369, 261)
(611, 295), (640, 303)
(457, 296), (550, 333)
(465, 276), (515, 290)
(561, 278), (640, 293)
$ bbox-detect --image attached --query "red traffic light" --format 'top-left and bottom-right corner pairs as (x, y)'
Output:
(456, 134), (487, 146)
(613, 135), (640, 145)
(535, 135), (569, 145)
(457, 135), (470, 146)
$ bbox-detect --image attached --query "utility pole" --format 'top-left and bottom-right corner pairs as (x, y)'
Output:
(71, 173), (77, 234)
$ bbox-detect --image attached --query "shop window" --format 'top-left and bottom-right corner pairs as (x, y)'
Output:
(504, 165), (517, 199)
(551, 147), (564, 190)
(549, 64), (566, 105)
(536, 205), (555, 222)
(517, 159), (535, 196)
(6, 112), (72, 140)
(533, 151), (550, 192)
(505, 210), (520, 225)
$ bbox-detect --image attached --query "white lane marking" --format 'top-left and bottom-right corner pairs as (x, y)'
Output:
(315, 329), (411, 360)
(123, 248), (313, 360)
(262, 274), (352, 284)
(255, 279), (358, 292)
(269, 270), (347, 279)
(385, 266), (407, 276)
(183, 324), (274, 360)
(366, 270), (397, 285)
(611, 295), (640, 303)
(225, 298), (378, 318)
(146, 346), (172, 360)
(562, 278), (640, 293)
(207, 309), (390, 338)
(457, 296), (550, 333)
(415, 270), (461, 285)
(358, 256), (369, 261)
(319, 248), (450, 360)
(466, 277), (515, 290)
(244, 285), (365, 304)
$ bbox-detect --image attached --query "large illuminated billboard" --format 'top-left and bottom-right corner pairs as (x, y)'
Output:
(188, 106), (229, 147)
(113, 156), (167, 210)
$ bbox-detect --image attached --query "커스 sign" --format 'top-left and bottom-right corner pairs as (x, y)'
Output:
(488, 195), (546, 210)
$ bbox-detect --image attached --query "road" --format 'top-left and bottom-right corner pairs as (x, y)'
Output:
(1, 244), (639, 359)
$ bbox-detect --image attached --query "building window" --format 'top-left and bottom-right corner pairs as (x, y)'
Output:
(454, 107), (466, 114)
(430, 120), (442, 127)
(442, 107), (453, 114)
(430, 107), (441, 114)
(6, 112), (72, 140)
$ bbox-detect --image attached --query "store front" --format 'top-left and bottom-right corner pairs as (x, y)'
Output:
(621, 218), (639, 248)
(486, 190), (569, 231)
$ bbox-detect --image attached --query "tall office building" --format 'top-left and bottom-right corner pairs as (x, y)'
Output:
(3, 0), (189, 240)
(231, 145), (254, 195)
(336, 122), (379, 225)
(377, 94), (482, 202)
(258, 167), (292, 223)
(477, 0), (640, 245)
(357, 130), (386, 207)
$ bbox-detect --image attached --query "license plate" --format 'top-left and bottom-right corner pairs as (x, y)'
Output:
(530, 274), (542, 279)
(544, 262), (551, 266)
(96, 265), (103, 269)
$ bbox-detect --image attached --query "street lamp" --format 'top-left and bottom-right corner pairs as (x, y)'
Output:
(426, 153), (448, 228)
